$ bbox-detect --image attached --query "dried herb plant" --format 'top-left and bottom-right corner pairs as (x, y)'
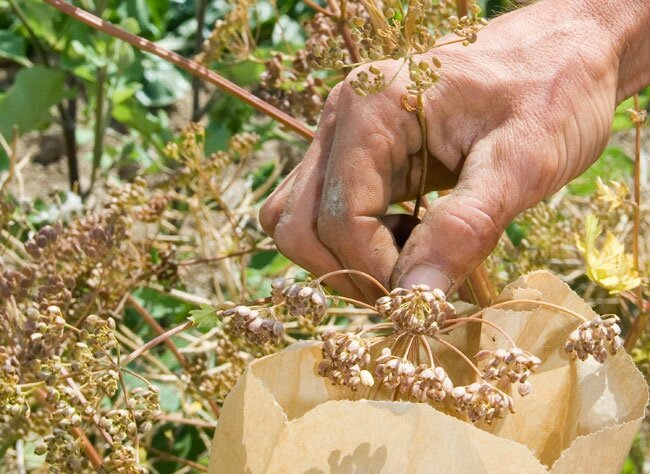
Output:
(2, 0), (648, 471)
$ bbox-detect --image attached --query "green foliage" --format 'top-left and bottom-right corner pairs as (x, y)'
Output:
(188, 305), (219, 331)
(0, 30), (30, 66)
(0, 66), (68, 169)
(568, 147), (634, 196)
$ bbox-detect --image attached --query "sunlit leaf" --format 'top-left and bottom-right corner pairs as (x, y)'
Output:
(576, 214), (641, 294)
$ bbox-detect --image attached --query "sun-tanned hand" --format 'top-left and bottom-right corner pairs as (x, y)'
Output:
(260, 0), (650, 302)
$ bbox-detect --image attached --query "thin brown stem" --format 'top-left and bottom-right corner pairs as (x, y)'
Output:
(419, 335), (435, 366)
(625, 94), (647, 350)
(334, 295), (378, 311)
(413, 92), (428, 217)
(127, 294), (188, 367)
(304, 0), (334, 16)
(121, 321), (192, 366)
(178, 246), (263, 266)
(337, 0), (361, 65)
(456, 0), (468, 17)
(315, 268), (389, 295)
(90, 65), (107, 191)
(359, 322), (393, 336)
(440, 317), (516, 347)
(446, 299), (588, 334)
(192, 0), (208, 121)
(433, 336), (482, 378)
(42, 0), (314, 141)
(144, 445), (208, 472)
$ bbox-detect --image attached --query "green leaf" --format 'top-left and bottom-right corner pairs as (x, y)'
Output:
(0, 30), (31, 66)
(135, 56), (190, 107)
(188, 304), (220, 331)
(0, 66), (67, 140)
(567, 147), (633, 196)
(505, 222), (525, 247)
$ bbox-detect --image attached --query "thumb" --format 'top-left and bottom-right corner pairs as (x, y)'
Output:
(392, 152), (529, 293)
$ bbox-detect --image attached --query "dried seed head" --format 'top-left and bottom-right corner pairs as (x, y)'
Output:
(564, 315), (623, 363)
(319, 331), (372, 390)
(477, 347), (540, 395)
(452, 382), (514, 424)
(376, 285), (455, 336)
(225, 305), (285, 346)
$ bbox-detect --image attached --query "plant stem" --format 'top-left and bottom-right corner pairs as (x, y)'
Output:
(442, 298), (588, 335)
(9, 0), (80, 191)
(333, 295), (378, 311)
(625, 94), (647, 350)
(336, 0), (361, 65)
(440, 317), (516, 347)
(433, 335), (483, 378)
(0, 127), (17, 194)
(456, 0), (468, 17)
(63, 90), (80, 191)
(121, 321), (192, 366)
(414, 92), (427, 218)
(457, 262), (497, 308)
(315, 268), (390, 295)
(127, 294), (188, 367)
(304, 0), (333, 16)
(42, 0), (314, 141)
(90, 65), (107, 191)
(178, 246), (262, 266)
(144, 445), (208, 472)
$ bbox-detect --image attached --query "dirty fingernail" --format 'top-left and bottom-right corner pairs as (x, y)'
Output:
(399, 265), (451, 292)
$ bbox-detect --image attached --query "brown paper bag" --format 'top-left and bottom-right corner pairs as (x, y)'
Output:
(208, 271), (648, 473)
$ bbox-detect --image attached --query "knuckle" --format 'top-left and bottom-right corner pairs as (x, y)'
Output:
(272, 218), (302, 258)
(444, 197), (504, 254)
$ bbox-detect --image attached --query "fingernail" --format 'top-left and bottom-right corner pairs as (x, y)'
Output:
(399, 265), (451, 292)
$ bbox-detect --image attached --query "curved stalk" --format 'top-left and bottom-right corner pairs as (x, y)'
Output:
(315, 268), (390, 295)
(433, 336), (483, 378)
(42, 0), (314, 141)
(439, 317), (516, 347)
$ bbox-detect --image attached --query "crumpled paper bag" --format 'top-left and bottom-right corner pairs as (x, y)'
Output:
(208, 271), (648, 473)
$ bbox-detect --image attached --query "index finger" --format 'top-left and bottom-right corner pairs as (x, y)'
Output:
(316, 86), (422, 301)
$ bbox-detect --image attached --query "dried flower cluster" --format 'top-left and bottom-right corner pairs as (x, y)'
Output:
(476, 348), (540, 396)
(195, 0), (254, 63)
(451, 382), (514, 424)
(564, 315), (623, 363)
(376, 284), (455, 336)
(314, 277), (623, 424)
(318, 331), (373, 389)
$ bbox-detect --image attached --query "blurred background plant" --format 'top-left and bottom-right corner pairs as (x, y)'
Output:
(0, 0), (648, 472)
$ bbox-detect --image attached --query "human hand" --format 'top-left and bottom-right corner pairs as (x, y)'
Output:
(260, 0), (650, 302)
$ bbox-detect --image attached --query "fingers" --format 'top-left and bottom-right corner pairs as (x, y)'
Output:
(391, 137), (550, 293)
(316, 85), (422, 301)
(259, 87), (365, 298)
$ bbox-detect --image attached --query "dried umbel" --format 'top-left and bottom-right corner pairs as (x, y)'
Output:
(564, 315), (623, 363)
(377, 284), (455, 336)
(306, 270), (627, 425)
(274, 278), (329, 327)
(195, 0), (254, 64)
(451, 382), (515, 424)
(318, 331), (373, 390)
(223, 305), (285, 345)
(476, 347), (541, 396)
